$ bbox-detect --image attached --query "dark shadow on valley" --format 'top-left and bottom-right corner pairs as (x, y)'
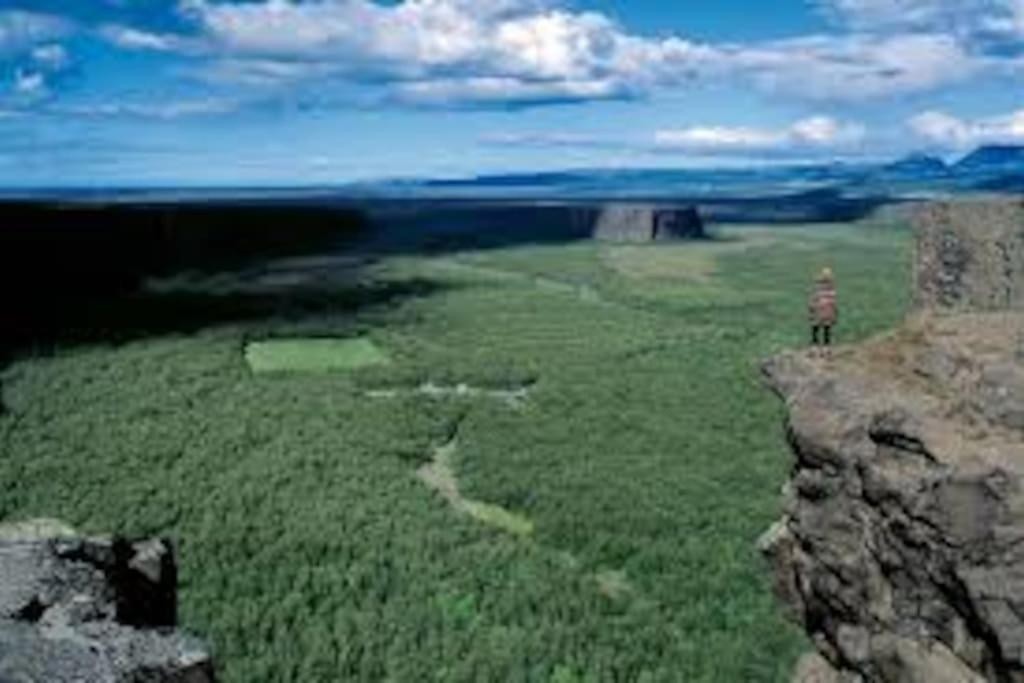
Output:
(6, 278), (447, 358)
(0, 201), (449, 366)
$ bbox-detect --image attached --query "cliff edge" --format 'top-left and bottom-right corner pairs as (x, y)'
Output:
(760, 199), (1024, 682)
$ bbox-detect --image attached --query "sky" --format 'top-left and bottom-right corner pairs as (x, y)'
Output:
(1, 0), (1023, 186)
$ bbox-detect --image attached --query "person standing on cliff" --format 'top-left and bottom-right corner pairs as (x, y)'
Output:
(809, 267), (837, 356)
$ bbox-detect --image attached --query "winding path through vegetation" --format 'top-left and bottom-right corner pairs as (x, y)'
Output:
(416, 433), (534, 537)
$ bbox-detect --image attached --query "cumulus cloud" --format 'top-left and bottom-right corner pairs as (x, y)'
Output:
(174, 0), (712, 104)
(654, 116), (866, 154)
(150, 0), (994, 107)
(909, 109), (1024, 149)
(26, 0), (997, 113)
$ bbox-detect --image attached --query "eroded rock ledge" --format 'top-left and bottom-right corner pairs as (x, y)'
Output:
(759, 199), (1024, 683)
(0, 519), (215, 682)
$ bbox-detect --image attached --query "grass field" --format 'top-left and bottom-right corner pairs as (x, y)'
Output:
(245, 338), (391, 374)
(0, 218), (912, 682)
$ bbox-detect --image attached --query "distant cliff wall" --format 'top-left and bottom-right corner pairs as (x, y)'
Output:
(360, 201), (706, 251)
(591, 204), (705, 242)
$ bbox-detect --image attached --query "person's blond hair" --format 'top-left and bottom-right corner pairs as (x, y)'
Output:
(819, 267), (834, 281)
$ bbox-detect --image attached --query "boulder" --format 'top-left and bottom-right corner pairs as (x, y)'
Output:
(791, 652), (847, 683)
(591, 204), (705, 242)
(0, 519), (215, 682)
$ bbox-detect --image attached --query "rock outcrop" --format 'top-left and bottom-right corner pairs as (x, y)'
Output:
(760, 199), (1024, 682)
(0, 519), (215, 682)
(591, 204), (705, 242)
(913, 199), (1024, 312)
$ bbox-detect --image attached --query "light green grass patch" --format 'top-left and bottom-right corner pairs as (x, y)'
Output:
(464, 500), (534, 536)
(603, 244), (722, 283)
(245, 337), (389, 373)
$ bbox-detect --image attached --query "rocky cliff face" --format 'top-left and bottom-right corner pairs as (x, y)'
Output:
(0, 519), (215, 682)
(760, 200), (1024, 682)
(913, 199), (1024, 312)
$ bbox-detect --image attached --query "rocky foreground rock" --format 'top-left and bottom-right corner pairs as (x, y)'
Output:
(760, 199), (1024, 682)
(0, 519), (215, 682)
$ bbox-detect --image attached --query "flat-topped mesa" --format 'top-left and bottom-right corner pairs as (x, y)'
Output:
(913, 199), (1024, 312)
(590, 204), (705, 243)
(759, 199), (1024, 683)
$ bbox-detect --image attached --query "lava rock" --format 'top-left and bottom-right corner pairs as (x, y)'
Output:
(0, 519), (215, 683)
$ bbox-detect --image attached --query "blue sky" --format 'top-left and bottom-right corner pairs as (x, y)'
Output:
(1, 0), (1023, 186)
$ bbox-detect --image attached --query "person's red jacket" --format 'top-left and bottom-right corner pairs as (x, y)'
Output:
(809, 277), (837, 326)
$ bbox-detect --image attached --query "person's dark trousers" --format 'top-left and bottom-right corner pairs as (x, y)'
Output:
(811, 325), (832, 346)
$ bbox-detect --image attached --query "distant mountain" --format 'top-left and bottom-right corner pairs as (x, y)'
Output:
(878, 153), (948, 178)
(954, 145), (1024, 174)
(334, 147), (1024, 202)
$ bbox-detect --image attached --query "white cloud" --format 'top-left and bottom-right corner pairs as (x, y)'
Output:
(14, 69), (45, 95)
(480, 115), (868, 158)
(481, 131), (617, 147)
(819, 0), (1024, 48)
(61, 98), (239, 120)
(393, 76), (629, 106)
(731, 33), (976, 100)
(14, 0), (980, 114)
(179, 0), (712, 104)
(196, 58), (345, 87)
(791, 115), (860, 144)
(909, 109), (1024, 149)
(171, 0), (993, 106)
(99, 25), (195, 53)
(31, 43), (68, 68)
(655, 116), (866, 154)
(656, 126), (784, 151)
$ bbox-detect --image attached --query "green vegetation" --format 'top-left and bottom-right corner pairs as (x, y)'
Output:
(0, 218), (911, 682)
(245, 338), (390, 374)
